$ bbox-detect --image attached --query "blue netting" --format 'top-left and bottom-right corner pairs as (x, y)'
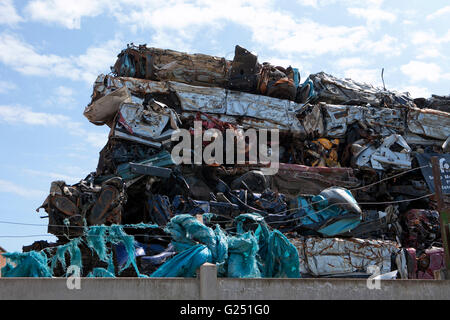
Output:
(151, 213), (301, 278)
(2, 216), (301, 279)
(1, 251), (52, 277)
(87, 268), (115, 278)
(50, 237), (82, 275)
(1, 223), (157, 278)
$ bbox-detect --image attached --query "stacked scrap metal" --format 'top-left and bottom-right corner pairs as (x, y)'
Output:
(2, 44), (449, 279)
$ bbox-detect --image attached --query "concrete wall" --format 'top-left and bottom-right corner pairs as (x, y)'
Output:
(0, 263), (449, 300)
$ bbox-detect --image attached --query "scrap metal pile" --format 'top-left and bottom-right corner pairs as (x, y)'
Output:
(3, 44), (450, 279)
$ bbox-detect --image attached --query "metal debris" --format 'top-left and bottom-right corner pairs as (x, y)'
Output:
(3, 44), (449, 279)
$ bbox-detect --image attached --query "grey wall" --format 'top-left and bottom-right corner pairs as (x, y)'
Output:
(0, 263), (448, 300)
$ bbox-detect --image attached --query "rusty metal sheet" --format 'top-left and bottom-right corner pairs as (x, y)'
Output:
(291, 237), (404, 277)
(407, 107), (450, 140)
(140, 46), (230, 87)
(271, 163), (360, 196)
(93, 74), (170, 98)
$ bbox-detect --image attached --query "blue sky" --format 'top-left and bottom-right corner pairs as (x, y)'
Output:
(0, 0), (449, 252)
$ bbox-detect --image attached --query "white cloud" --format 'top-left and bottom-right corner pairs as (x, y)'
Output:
(0, 80), (17, 94)
(344, 68), (383, 87)
(398, 85), (431, 99)
(20, 1), (400, 59)
(426, 5), (450, 20)
(0, 179), (46, 199)
(0, 32), (123, 84)
(347, 7), (396, 27)
(0, 0), (23, 26)
(363, 35), (403, 57)
(22, 169), (79, 184)
(0, 105), (108, 148)
(411, 30), (450, 45)
(0, 105), (69, 125)
(45, 86), (77, 109)
(65, 121), (108, 148)
(297, 0), (318, 7)
(297, 0), (384, 8)
(24, 0), (107, 29)
(416, 47), (442, 59)
(336, 57), (367, 69)
(400, 61), (450, 83)
(411, 30), (450, 61)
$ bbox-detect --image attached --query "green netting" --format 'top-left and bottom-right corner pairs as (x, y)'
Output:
(1, 223), (156, 278)
(2, 217), (300, 279)
(50, 237), (82, 275)
(87, 268), (115, 277)
(1, 251), (52, 277)
(235, 213), (300, 278)
(151, 213), (301, 278)
(227, 232), (261, 278)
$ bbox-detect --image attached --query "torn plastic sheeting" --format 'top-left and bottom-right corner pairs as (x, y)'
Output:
(150, 214), (227, 277)
(291, 237), (405, 277)
(151, 214), (300, 278)
(235, 213), (300, 278)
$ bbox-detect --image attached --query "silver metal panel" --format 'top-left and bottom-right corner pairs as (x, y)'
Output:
(292, 237), (402, 277)
(407, 108), (450, 140)
(170, 81), (226, 113)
